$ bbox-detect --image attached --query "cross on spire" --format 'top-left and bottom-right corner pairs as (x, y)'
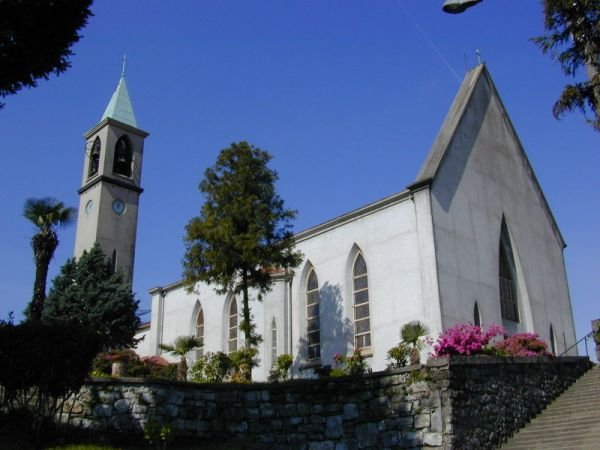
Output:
(121, 54), (128, 78)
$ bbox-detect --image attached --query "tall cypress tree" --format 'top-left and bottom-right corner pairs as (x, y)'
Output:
(183, 142), (302, 371)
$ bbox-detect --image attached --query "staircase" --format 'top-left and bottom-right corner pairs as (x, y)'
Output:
(501, 365), (600, 450)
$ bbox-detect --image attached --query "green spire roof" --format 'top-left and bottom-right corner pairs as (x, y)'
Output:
(101, 75), (137, 127)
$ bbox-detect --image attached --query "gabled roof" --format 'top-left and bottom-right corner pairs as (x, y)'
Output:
(101, 75), (137, 128)
(408, 64), (565, 248)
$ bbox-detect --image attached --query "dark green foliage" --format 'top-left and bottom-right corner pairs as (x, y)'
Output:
(42, 244), (140, 351)
(532, 0), (600, 130)
(183, 142), (302, 378)
(0, 0), (93, 108)
(0, 321), (102, 432)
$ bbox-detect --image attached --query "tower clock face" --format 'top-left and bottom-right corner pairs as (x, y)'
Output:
(84, 200), (93, 215)
(112, 199), (126, 215)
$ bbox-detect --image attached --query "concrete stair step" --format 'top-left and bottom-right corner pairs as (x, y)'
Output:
(502, 432), (599, 447)
(501, 365), (600, 450)
(533, 407), (600, 418)
(503, 440), (600, 450)
(515, 419), (600, 436)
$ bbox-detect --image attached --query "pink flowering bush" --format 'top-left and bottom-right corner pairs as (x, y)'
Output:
(432, 323), (506, 357)
(493, 332), (550, 357)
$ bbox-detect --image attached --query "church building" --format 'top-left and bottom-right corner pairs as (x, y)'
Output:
(76, 65), (577, 381)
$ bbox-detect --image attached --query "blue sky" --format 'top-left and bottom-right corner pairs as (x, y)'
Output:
(1, 1), (597, 358)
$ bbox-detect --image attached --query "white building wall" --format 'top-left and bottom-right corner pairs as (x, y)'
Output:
(428, 72), (576, 353)
(290, 194), (432, 375)
(137, 192), (440, 380)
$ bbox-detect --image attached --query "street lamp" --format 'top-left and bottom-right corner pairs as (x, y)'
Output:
(442, 0), (483, 14)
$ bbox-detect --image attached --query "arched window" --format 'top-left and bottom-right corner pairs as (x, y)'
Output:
(499, 220), (519, 322)
(111, 249), (117, 273)
(113, 136), (132, 177)
(196, 306), (205, 357)
(271, 318), (277, 367)
(88, 137), (101, 177)
(353, 253), (371, 349)
(306, 269), (320, 360)
(474, 302), (481, 327)
(228, 298), (238, 353)
(549, 324), (557, 355)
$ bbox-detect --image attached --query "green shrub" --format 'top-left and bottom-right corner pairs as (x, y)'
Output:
(267, 354), (293, 382)
(0, 321), (102, 432)
(229, 348), (259, 383)
(144, 418), (175, 449)
(386, 342), (411, 369)
(332, 349), (370, 376)
(190, 352), (231, 383)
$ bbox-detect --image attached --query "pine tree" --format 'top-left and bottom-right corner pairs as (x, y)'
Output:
(532, 0), (600, 131)
(42, 243), (140, 351)
(183, 142), (302, 379)
(0, 0), (93, 108)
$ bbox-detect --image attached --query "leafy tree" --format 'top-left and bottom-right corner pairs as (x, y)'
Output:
(42, 243), (140, 351)
(159, 335), (202, 381)
(23, 197), (76, 321)
(532, 0), (600, 131)
(183, 142), (303, 378)
(0, 0), (93, 108)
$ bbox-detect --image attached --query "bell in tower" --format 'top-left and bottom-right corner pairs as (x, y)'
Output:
(73, 69), (149, 284)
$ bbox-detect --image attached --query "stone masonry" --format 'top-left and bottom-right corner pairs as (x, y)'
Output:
(62, 356), (591, 449)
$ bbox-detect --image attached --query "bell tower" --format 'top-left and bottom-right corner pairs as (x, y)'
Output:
(74, 72), (149, 284)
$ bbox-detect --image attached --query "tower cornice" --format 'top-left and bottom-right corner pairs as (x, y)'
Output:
(78, 174), (144, 195)
(84, 117), (149, 140)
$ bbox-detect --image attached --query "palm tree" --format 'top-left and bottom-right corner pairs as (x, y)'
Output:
(23, 197), (76, 321)
(159, 335), (202, 381)
(401, 320), (430, 365)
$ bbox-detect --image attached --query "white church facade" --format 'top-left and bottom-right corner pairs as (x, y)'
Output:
(76, 65), (577, 381)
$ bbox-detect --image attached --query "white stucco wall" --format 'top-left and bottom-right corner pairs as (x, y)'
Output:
(137, 191), (443, 380)
(428, 72), (576, 354)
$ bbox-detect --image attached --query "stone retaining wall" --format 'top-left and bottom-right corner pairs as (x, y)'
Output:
(63, 356), (591, 449)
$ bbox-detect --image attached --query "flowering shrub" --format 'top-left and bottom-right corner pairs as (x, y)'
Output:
(331, 349), (370, 376)
(432, 323), (505, 357)
(493, 332), (550, 357)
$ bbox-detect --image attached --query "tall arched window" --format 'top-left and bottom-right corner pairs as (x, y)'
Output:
(271, 318), (277, 367)
(113, 136), (132, 177)
(353, 253), (371, 349)
(111, 249), (117, 273)
(499, 220), (519, 322)
(474, 302), (481, 327)
(228, 298), (238, 353)
(306, 269), (320, 360)
(196, 305), (205, 357)
(88, 137), (101, 177)
(549, 324), (557, 355)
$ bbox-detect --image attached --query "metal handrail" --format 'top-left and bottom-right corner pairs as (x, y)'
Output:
(558, 331), (594, 357)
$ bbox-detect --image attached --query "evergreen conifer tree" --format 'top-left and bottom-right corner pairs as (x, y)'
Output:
(183, 142), (302, 379)
(43, 244), (140, 351)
